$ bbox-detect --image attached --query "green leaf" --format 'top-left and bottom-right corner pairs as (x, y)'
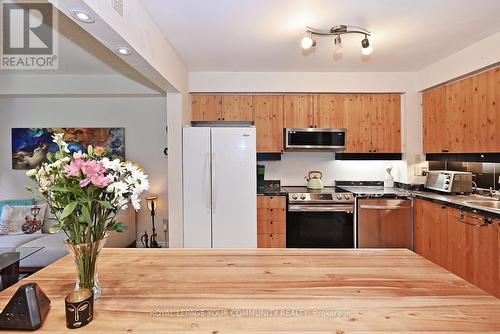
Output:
(110, 222), (127, 232)
(98, 201), (114, 209)
(81, 206), (92, 225)
(87, 145), (94, 155)
(48, 224), (62, 234)
(59, 201), (78, 221)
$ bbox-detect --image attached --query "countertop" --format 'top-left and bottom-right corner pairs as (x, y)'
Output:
(339, 185), (500, 217)
(1, 248), (499, 333)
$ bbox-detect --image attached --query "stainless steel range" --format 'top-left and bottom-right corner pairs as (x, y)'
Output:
(283, 187), (355, 248)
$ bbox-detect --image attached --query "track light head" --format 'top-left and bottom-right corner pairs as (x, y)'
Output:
(361, 35), (373, 55)
(301, 35), (316, 49)
(334, 35), (343, 55)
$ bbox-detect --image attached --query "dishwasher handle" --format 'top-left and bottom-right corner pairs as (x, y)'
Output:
(359, 205), (411, 210)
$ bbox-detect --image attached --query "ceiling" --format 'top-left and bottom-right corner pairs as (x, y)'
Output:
(141, 0), (500, 72)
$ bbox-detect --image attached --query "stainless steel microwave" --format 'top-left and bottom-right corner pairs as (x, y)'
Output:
(284, 128), (347, 151)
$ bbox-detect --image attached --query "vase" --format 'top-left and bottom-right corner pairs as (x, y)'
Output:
(65, 236), (108, 300)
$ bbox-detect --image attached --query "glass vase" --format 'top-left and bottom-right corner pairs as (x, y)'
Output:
(65, 236), (107, 300)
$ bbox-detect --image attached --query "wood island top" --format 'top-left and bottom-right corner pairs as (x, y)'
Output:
(1, 248), (499, 333)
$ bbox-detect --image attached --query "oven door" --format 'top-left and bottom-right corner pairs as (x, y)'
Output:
(286, 204), (354, 248)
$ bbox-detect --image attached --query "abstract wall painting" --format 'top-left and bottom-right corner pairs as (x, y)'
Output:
(12, 128), (125, 170)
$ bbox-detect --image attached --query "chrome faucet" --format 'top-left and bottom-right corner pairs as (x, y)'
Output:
(489, 187), (498, 199)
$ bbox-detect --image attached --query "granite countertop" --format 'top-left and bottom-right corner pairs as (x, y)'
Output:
(257, 188), (288, 196)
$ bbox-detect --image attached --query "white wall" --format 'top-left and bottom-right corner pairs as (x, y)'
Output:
(0, 96), (168, 245)
(418, 31), (500, 90)
(189, 71), (427, 185)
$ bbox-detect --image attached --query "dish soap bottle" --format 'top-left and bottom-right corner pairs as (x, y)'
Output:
(384, 166), (394, 188)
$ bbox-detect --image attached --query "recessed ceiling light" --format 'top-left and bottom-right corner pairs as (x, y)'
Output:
(114, 46), (132, 56)
(70, 9), (95, 23)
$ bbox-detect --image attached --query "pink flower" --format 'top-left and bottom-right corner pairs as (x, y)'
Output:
(79, 178), (91, 187)
(73, 151), (83, 159)
(64, 159), (84, 177)
(90, 174), (113, 188)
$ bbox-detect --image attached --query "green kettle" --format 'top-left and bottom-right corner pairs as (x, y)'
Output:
(305, 171), (324, 190)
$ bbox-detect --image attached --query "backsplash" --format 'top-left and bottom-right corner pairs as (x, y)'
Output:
(258, 152), (406, 187)
(428, 161), (500, 190)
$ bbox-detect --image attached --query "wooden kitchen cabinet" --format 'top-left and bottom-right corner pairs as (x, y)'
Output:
(191, 95), (222, 121)
(344, 94), (401, 153)
(254, 95), (284, 153)
(414, 199), (499, 298)
(284, 94), (314, 128)
(313, 94), (346, 129)
(221, 95), (254, 121)
(413, 199), (449, 268)
(422, 67), (500, 153)
(257, 195), (286, 248)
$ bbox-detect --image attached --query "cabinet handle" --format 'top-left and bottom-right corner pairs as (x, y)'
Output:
(442, 149), (449, 153)
(270, 208), (273, 212)
(270, 221), (273, 224)
(458, 214), (492, 227)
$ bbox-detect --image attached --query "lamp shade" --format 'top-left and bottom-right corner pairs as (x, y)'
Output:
(146, 196), (158, 212)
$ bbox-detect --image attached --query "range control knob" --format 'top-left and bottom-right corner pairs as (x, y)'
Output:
(300, 194), (306, 200)
(291, 194), (298, 200)
(336, 194), (342, 200)
(344, 194), (350, 200)
(444, 185), (449, 190)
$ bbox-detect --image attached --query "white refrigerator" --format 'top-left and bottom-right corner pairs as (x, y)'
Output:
(183, 126), (257, 248)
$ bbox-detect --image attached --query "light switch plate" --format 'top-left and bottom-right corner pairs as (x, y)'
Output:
(112, 0), (123, 16)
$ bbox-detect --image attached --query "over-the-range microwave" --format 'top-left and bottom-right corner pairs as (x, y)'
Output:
(284, 128), (347, 151)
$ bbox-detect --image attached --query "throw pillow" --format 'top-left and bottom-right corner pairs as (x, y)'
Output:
(0, 204), (47, 235)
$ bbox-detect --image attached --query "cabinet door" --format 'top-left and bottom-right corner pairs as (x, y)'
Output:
(284, 95), (314, 128)
(472, 216), (499, 297)
(221, 95), (254, 121)
(313, 94), (345, 129)
(191, 95), (222, 121)
(257, 233), (286, 248)
(473, 69), (499, 152)
(254, 95), (284, 153)
(413, 199), (448, 267)
(446, 209), (474, 280)
(371, 94), (401, 153)
(422, 87), (449, 153)
(447, 78), (474, 153)
(344, 94), (366, 153)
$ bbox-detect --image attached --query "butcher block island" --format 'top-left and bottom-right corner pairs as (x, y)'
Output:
(1, 249), (499, 333)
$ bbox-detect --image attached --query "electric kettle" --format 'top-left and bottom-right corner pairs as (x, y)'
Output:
(305, 171), (324, 189)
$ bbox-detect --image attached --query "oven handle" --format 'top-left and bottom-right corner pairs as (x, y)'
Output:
(288, 204), (354, 213)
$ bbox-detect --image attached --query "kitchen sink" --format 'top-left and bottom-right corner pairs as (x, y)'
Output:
(463, 200), (500, 210)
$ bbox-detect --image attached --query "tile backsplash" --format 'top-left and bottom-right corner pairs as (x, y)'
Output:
(428, 161), (500, 190)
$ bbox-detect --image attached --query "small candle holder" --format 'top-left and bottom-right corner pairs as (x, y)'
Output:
(65, 289), (93, 329)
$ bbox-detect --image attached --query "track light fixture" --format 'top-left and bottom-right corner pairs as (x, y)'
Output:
(300, 25), (373, 56)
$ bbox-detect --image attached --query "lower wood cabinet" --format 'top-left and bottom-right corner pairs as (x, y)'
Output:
(414, 198), (499, 298)
(257, 195), (286, 248)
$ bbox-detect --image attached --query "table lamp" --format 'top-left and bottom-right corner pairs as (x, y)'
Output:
(144, 196), (160, 248)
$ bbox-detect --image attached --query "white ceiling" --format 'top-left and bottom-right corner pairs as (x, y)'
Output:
(141, 0), (500, 72)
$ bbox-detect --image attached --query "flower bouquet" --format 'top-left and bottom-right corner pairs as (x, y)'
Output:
(27, 133), (149, 298)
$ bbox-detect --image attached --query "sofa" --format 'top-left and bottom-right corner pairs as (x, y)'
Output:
(0, 201), (136, 270)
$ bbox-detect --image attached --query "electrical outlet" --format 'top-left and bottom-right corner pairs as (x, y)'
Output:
(414, 167), (421, 176)
(421, 167), (428, 176)
(112, 0), (123, 16)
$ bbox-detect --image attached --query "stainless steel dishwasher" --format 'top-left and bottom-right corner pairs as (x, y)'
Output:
(357, 198), (413, 249)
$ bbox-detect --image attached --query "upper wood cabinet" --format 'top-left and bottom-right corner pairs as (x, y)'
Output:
(422, 67), (500, 153)
(192, 95), (254, 122)
(284, 95), (314, 128)
(254, 95), (284, 153)
(344, 94), (401, 153)
(314, 94), (346, 129)
(221, 95), (254, 121)
(191, 95), (222, 121)
(284, 94), (346, 129)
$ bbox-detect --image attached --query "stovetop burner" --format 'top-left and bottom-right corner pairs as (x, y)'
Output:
(284, 187), (354, 204)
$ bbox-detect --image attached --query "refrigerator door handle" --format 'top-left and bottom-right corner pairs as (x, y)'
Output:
(205, 152), (211, 213)
(212, 152), (216, 213)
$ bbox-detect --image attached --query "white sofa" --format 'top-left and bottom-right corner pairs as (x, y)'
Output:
(0, 206), (136, 269)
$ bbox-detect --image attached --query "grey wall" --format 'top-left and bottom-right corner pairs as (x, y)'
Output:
(0, 96), (168, 245)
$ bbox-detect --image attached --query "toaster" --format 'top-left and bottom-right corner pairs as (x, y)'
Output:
(425, 171), (473, 194)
